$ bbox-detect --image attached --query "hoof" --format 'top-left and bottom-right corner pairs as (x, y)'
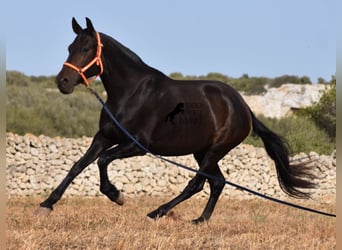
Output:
(147, 211), (159, 220)
(191, 216), (206, 224)
(144, 216), (156, 223)
(147, 209), (165, 220)
(33, 206), (52, 217)
(145, 211), (179, 223)
(115, 191), (125, 206)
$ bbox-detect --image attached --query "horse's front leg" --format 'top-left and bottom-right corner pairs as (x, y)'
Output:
(97, 142), (146, 205)
(34, 132), (113, 217)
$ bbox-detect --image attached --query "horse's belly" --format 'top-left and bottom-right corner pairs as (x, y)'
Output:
(149, 123), (213, 156)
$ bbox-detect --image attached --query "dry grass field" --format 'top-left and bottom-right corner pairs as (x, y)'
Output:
(6, 196), (335, 250)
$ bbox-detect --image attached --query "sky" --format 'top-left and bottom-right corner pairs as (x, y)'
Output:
(2, 0), (336, 82)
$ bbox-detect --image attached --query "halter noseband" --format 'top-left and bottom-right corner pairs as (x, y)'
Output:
(63, 32), (104, 87)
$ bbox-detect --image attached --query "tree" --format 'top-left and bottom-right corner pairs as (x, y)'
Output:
(241, 73), (249, 79)
(317, 77), (326, 84)
(6, 71), (32, 86)
(299, 75), (336, 140)
(270, 75), (312, 88)
(169, 72), (184, 80)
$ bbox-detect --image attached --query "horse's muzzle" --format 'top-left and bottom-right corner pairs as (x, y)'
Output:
(56, 79), (74, 94)
(55, 71), (77, 94)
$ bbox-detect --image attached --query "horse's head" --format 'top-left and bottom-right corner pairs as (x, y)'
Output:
(56, 17), (103, 94)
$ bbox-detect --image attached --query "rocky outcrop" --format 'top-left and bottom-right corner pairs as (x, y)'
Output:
(242, 84), (326, 118)
(6, 133), (335, 203)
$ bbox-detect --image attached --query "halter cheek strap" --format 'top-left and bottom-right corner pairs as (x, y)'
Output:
(63, 32), (104, 87)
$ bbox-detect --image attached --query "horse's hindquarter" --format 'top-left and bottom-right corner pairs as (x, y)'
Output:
(148, 80), (252, 156)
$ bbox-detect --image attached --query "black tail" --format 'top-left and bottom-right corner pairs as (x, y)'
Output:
(250, 111), (316, 198)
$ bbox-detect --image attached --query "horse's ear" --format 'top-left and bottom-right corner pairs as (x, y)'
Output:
(72, 17), (83, 35)
(85, 17), (95, 32)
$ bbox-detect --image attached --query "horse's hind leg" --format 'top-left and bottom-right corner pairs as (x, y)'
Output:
(147, 173), (206, 220)
(147, 148), (228, 223)
(146, 152), (217, 221)
(191, 165), (225, 224)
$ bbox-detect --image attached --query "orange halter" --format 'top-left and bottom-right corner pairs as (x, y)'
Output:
(63, 32), (104, 87)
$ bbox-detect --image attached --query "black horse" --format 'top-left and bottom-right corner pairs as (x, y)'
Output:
(34, 18), (315, 223)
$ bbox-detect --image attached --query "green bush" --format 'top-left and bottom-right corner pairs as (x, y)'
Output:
(6, 71), (32, 87)
(297, 77), (336, 140)
(229, 75), (269, 95)
(269, 75), (311, 88)
(6, 77), (103, 138)
(244, 115), (334, 155)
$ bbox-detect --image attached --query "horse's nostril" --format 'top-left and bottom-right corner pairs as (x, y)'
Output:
(60, 78), (68, 85)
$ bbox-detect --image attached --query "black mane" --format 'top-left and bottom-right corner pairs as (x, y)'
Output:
(101, 33), (146, 65)
(100, 33), (166, 76)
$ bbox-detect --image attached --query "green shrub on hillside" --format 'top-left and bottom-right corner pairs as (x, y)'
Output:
(6, 71), (33, 87)
(6, 83), (103, 138)
(269, 75), (311, 87)
(244, 115), (334, 155)
(297, 77), (336, 140)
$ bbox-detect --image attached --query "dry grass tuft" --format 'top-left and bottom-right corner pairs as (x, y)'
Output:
(6, 196), (335, 249)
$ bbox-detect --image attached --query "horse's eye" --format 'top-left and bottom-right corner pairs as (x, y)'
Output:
(82, 47), (90, 53)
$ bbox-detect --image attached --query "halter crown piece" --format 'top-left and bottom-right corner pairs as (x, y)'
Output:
(63, 32), (104, 87)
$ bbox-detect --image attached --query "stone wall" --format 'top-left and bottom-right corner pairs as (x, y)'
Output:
(6, 133), (335, 203)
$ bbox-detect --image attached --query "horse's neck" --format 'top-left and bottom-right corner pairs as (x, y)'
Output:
(99, 34), (164, 102)
(100, 61), (156, 104)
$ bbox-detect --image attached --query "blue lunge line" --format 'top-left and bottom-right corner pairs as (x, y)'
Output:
(88, 87), (336, 218)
